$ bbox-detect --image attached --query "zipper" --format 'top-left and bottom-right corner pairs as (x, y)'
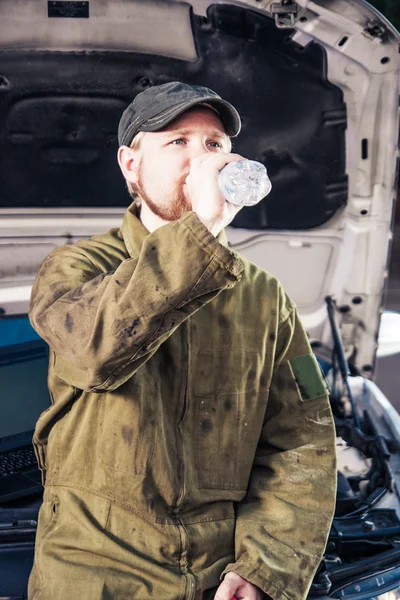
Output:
(185, 568), (196, 599)
(172, 323), (196, 599)
(176, 516), (196, 600)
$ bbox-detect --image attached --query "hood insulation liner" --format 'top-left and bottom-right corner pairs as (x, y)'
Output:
(0, 4), (347, 230)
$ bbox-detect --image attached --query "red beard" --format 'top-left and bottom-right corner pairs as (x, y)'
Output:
(137, 165), (192, 222)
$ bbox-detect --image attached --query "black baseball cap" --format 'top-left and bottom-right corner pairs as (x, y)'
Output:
(118, 81), (241, 147)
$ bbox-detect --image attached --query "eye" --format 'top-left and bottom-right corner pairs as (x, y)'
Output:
(171, 138), (186, 145)
(207, 141), (222, 149)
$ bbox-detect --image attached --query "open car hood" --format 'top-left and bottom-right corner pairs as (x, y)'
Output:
(0, 0), (398, 377)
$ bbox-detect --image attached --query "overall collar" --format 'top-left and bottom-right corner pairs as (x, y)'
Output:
(121, 201), (149, 258)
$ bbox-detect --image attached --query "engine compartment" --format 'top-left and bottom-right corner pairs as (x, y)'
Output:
(309, 300), (400, 596)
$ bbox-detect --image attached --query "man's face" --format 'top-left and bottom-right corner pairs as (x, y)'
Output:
(132, 106), (231, 222)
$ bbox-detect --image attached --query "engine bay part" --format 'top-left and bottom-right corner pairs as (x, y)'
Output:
(309, 299), (400, 596)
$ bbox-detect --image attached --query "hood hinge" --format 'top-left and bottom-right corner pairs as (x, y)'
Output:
(270, 0), (299, 29)
(363, 18), (388, 41)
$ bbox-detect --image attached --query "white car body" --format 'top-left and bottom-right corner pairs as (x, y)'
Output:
(0, 1), (400, 597)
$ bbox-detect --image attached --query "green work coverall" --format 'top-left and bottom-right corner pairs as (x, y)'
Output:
(28, 202), (337, 600)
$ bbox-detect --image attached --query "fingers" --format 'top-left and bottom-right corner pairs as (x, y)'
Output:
(214, 572), (263, 600)
(189, 152), (245, 173)
(185, 151), (247, 236)
(214, 572), (241, 600)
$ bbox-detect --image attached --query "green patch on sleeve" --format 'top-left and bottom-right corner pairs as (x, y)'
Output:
(288, 354), (328, 402)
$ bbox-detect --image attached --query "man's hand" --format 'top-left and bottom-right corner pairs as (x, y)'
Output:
(214, 572), (264, 600)
(185, 152), (245, 237)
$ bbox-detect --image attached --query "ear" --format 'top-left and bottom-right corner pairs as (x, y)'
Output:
(117, 145), (140, 185)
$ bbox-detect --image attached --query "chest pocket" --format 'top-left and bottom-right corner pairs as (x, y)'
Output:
(193, 351), (269, 491)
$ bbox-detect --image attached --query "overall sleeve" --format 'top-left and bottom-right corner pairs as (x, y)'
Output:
(29, 212), (243, 392)
(221, 305), (337, 600)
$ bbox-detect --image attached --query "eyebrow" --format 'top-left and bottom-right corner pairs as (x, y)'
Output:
(163, 127), (228, 141)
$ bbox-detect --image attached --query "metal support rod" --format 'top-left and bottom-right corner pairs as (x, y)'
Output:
(326, 296), (361, 429)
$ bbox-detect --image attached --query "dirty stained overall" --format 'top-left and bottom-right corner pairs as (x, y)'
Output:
(28, 202), (337, 600)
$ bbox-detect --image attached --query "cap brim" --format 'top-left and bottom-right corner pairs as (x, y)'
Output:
(139, 95), (241, 138)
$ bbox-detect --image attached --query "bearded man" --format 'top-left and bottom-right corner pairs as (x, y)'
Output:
(28, 81), (336, 600)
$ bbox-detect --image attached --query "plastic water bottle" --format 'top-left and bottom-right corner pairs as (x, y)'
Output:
(218, 160), (272, 207)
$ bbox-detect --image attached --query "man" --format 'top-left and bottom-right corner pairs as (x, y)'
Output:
(28, 81), (337, 600)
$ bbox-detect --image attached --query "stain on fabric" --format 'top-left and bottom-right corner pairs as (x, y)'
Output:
(50, 288), (68, 303)
(269, 332), (276, 342)
(218, 315), (230, 328)
(71, 289), (84, 303)
(124, 317), (141, 337)
(200, 419), (213, 433)
(299, 557), (309, 570)
(65, 313), (74, 333)
(224, 398), (233, 411)
(274, 424), (296, 439)
(312, 536), (325, 545)
(121, 426), (133, 445)
(248, 370), (256, 384)
(155, 285), (160, 291)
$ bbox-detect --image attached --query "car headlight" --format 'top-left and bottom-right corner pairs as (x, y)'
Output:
(333, 566), (400, 599)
